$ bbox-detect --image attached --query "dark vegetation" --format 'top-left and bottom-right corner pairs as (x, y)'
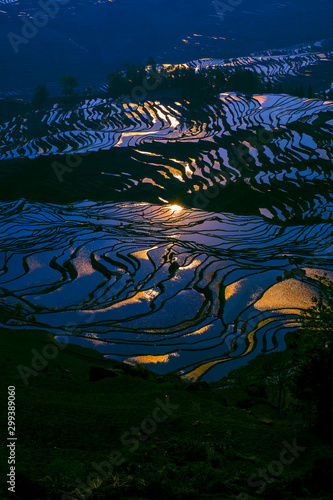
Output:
(290, 274), (333, 441)
(1, 277), (333, 499)
(106, 59), (317, 101)
(31, 83), (49, 110)
(59, 76), (79, 101)
(220, 274), (333, 443)
(1, 56), (330, 126)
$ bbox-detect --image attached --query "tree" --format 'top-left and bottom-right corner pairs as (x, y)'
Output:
(307, 84), (314, 98)
(290, 274), (333, 440)
(31, 83), (49, 109)
(298, 274), (333, 347)
(147, 56), (157, 71)
(213, 68), (227, 93)
(107, 71), (129, 97)
(125, 63), (146, 87)
(229, 350), (293, 410)
(59, 76), (79, 100)
(263, 351), (294, 410)
(226, 68), (263, 95)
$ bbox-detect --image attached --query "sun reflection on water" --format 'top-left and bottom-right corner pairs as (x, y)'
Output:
(169, 204), (183, 213)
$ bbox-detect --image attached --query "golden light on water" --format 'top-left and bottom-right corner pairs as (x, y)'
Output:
(26, 256), (44, 271)
(158, 197), (169, 204)
(131, 247), (158, 260)
(225, 281), (242, 300)
(90, 288), (159, 313)
(255, 279), (316, 311)
(179, 258), (202, 270)
(74, 249), (95, 277)
(182, 324), (212, 336)
(125, 353), (180, 365)
(255, 95), (269, 106)
(182, 358), (229, 382)
(167, 165), (185, 182)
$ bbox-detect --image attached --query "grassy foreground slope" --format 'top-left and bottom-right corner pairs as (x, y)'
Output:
(1, 328), (333, 499)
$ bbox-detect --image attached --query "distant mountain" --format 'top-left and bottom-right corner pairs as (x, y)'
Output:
(1, 0), (333, 96)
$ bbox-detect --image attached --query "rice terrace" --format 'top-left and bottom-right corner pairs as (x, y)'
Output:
(0, 1), (333, 499)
